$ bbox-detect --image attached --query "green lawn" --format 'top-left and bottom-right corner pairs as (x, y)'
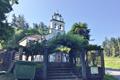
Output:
(104, 56), (120, 69)
(104, 74), (118, 80)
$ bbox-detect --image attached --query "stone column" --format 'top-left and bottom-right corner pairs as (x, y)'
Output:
(100, 49), (105, 80)
(80, 49), (87, 80)
(19, 47), (23, 60)
(85, 50), (89, 66)
(43, 46), (48, 80)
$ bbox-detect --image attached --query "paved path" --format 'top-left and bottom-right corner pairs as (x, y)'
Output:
(106, 69), (120, 80)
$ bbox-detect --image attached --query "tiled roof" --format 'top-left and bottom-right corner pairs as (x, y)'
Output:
(19, 34), (44, 43)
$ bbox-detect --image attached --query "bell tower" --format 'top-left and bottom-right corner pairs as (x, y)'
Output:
(49, 12), (65, 35)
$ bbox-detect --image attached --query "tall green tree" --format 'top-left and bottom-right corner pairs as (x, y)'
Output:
(0, 0), (18, 49)
(103, 38), (111, 56)
(33, 22), (49, 35)
(11, 14), (29, 29)
(102, 37), (120, 57)
(7, 14), (29, 48)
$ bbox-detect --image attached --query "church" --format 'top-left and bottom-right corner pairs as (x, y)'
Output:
(44, 12), (65, 41)
(0, 12), (105, 80)
(19, 12), (65, 46)
(18, 12), (67, 62)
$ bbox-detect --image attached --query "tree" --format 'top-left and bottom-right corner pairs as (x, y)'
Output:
(33, 22), (49, 35)
(7, 14), (29, 49)
(7, 21), (49, 49)
(69, 22), (90, 40)
(102, 37), (120, 57)
(11, 14), (29, 29)
(0, 0), (18, 49)
(118, 37), (120, 56)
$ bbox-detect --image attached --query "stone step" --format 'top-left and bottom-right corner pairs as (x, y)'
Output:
(48, 79), (80, 80)
(48, 68), (73, 70)
(48, 75), (79, 79)
(48, 70), (73, 72)
(48, 72), (74, 75)
(47, 65), (81, 80)
(48, 78), (81, 80)
(48, 73), (81, 77)
(48, 75), (81, 79)
(48, 66), (72, 68)
(48, 69), (80, 74)
(48, 70), (72, 73)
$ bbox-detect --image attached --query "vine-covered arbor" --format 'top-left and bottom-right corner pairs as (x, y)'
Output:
(16, 21), (105, 80)
(44, 34), (104, 80)
(18, 33), (105, 80)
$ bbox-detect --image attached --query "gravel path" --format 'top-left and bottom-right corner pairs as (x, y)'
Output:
(106, 69), (120, 80)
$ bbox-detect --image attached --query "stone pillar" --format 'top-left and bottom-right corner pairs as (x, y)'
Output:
(19, 47), (23, 60)
(80, 49), (87, 80)
(100, 49), (105, 80)
(85, 50), (89, 66)
(43, 46), (48, 80)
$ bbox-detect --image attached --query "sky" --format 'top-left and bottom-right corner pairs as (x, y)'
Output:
(8, 0), (120, 45)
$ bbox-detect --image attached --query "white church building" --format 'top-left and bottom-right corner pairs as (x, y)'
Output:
(19, 12), (65, 46)
(46, 12), (65, 40)
(19, 12), (68, 62)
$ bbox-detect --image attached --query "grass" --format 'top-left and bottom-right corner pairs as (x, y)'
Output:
(104, 74), (118, 80)
(104, 56), (120, 69)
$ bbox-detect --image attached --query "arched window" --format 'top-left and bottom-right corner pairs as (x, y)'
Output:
(59, 25), (62, 30)
(54, 23), (57, 28)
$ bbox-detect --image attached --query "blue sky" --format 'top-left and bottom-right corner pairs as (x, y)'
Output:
(9, 0), (120, 45)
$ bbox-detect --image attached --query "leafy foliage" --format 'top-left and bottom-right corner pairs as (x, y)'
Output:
(47, 33), (88, 53)
(33, 22), (49, 35)
(11, 14), (29, 29)
(87, 44), (103, 50)
(22, 22), (90, 55)
(26, 32), (87, 55)
(56, 45), (70, 53)
(69, 22), (90, 40)
(102, 37), (120, 57)
(0, 0), (18, 49)
(7, 18), (49, 48)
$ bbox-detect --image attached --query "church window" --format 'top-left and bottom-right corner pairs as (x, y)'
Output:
(54, 23), (57, 28)
(59, 25), (62, 29)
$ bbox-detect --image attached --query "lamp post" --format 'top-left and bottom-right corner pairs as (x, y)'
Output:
(43, 40), (48, 80)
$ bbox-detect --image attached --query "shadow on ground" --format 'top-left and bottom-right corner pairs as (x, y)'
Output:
(0, 73), (15, 80)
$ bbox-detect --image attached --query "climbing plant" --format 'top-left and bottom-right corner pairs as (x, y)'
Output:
(47, 33), (88, 53)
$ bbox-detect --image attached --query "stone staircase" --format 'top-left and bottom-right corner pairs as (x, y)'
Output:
(48, 63), (81, 80)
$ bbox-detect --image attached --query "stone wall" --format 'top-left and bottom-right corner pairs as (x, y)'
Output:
(0, 50), (16, 71)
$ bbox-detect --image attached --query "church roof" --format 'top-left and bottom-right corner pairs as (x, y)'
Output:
(19, 34), (43, 43)
(18, 34), (44, 47)
(51, 12), (65, 23)
(50, 19), (65, 23)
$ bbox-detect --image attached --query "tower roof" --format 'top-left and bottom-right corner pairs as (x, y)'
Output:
(50, 12), (64, 23)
